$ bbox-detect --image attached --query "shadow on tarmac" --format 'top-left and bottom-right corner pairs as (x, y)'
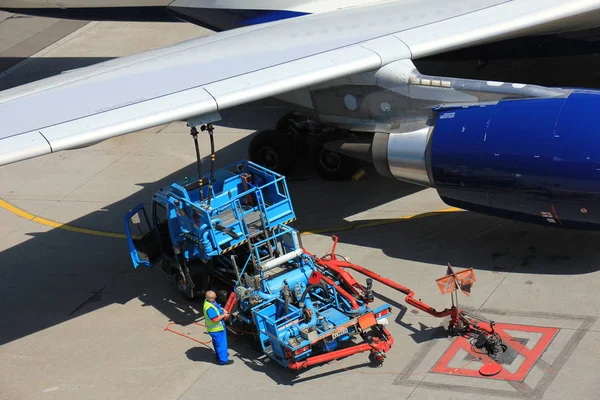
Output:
(3, 51), (600, 384)
(0, 57), (113, 91)
(2, 101), (600, 355)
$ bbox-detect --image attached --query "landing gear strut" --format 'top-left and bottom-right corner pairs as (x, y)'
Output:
(248, 112), (362, 180)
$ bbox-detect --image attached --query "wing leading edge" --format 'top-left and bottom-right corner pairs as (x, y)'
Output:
(1, 0), (600, 166)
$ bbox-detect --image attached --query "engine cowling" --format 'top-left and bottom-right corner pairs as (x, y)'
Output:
(373, 90), (600, 229)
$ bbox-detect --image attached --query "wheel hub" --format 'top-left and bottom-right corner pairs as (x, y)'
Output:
(319, 150), (342, 172)
(177, 277), (193, 298)
(259, 146), (279, 169)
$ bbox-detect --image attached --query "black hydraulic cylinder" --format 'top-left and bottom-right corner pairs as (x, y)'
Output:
(191, 126), (204, 201)
(203, 124), (216, 208)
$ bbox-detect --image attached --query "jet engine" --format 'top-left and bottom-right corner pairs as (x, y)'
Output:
(371, 90), (600, 229)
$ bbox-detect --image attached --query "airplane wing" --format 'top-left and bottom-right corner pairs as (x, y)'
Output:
(1, 0), (599, 166)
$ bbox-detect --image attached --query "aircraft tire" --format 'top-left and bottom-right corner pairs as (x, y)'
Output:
(248, 129), (298, 176)
(314, 131), (361, 181)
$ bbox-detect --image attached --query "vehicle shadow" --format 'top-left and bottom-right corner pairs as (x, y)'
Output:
(150, 292), (381, 385)
(0, 99), (598, 361)
(0, 104), (420, 349)
(2, 112), (599, 352)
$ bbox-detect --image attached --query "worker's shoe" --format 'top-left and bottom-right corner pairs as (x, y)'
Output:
(220, 360), (234, 366)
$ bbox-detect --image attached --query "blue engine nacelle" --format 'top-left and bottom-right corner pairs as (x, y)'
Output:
(373, 90), (600, 229)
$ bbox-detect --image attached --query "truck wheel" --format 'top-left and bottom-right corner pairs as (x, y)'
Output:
(314, 131), (361, 181)
(248, 129), (298, 176)
(176, 274), (197, 301)
(242, 323), (263, 353)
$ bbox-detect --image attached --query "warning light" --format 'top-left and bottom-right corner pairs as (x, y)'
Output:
(294, 345), (310, 356)
(192, 212), (200, 227)
(375, 309), (391, 319)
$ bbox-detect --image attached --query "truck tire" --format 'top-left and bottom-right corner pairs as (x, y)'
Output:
(176, 273), (197, 301)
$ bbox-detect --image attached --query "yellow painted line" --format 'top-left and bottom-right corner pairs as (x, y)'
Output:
(0, 199), (127, 239)
(299, 207), (463, 236)
(0, 197), (462, 240)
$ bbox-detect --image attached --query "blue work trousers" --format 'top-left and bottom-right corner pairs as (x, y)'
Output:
(209, 330), (229, 364)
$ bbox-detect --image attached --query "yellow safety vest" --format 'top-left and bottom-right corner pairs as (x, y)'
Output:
(203, 300), (224, 333)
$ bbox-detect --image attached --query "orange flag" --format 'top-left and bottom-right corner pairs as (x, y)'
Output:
(435, 263), (476, 296)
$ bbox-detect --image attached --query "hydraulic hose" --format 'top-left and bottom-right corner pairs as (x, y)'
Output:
(205, 124), (216, 208)
(300, 283), (331, 303)
(191, 127), (204, 201)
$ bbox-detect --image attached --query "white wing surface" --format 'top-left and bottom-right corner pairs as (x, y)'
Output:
(1, 0), (599, 165)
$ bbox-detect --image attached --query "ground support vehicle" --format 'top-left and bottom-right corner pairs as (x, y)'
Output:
(123, 126), (506, 371)
(124, 159), (394, 369)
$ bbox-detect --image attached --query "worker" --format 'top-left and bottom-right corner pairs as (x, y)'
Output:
(203, 290), (233, 365)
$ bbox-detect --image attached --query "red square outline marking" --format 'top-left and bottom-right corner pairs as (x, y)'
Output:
(431, 323), (559, 381)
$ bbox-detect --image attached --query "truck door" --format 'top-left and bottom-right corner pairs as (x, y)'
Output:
(153, 201), (175, 260)
(124, 204), (161, 268)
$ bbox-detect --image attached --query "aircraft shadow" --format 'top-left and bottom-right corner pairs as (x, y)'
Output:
(0, 103), (422, 350)
(1, 103), (599, 351)
(2, 60), (600, 364)
(0, 57), (114, 91)
(330, 209), (600, 276)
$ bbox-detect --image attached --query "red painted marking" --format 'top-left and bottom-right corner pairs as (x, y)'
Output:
(480, 362), (502, 376)
(551, 204), (563, 226)
(432, 323), (559, 381)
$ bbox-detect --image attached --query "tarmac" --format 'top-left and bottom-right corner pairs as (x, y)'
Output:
(1, 11), (600, 400)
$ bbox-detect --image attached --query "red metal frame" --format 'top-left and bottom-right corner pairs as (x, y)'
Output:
(320, 275), (360, 310)
(314, 236), (468, 332)
(287, 327), (394, 370)
(223, 236), (497, 371)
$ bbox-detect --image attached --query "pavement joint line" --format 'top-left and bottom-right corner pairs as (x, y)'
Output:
(0, 123), (174, 240)
(0, 198), (462, 240)
(0, 19), (60, 58)
(177, 363), (215, 400)
(0, 327), (52, 373)
(51, 124), (167, 210)
(474, 242), (527, 315)
(475, 262), (518, 315)
(0, 21), (96, 80)
(4, 285), (99, 294)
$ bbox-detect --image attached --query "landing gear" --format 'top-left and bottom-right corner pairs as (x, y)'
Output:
(314, 130), (361, 181)
(248, 129), (299, 176)
(248, 112), (362, 180)
(476, 59), (489, 71)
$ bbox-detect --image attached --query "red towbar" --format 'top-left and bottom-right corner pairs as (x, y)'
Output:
(314, 236), (464, 331)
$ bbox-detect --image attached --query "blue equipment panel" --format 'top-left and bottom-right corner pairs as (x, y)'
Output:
(157, 160), (296, 260)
